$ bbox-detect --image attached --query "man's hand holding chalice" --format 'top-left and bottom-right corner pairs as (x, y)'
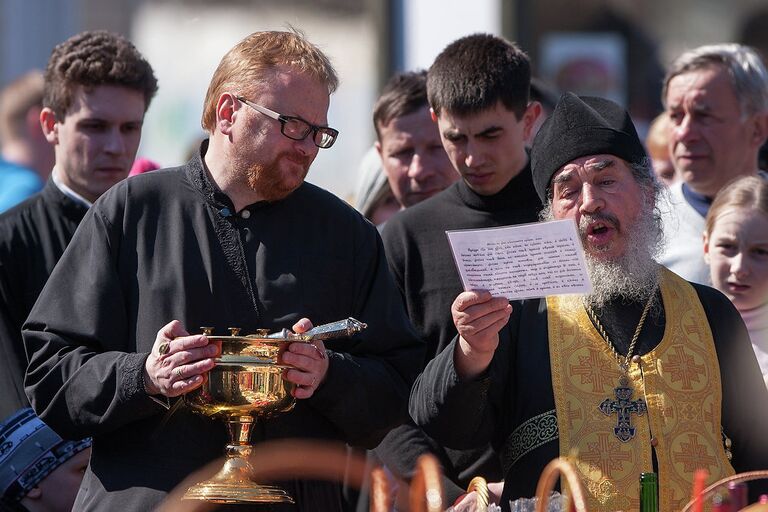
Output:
(279, 317), (329, 399)
(143, 320), (219, 398)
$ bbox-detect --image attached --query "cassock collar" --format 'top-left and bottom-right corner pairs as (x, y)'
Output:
(185, 139), (238, 216)
(454, 153), (537, 213)
(40, 178), (89, 222)
(587, 288), (665, 356)
(186, 139), (303, 215)
(50, 169), (92, 209)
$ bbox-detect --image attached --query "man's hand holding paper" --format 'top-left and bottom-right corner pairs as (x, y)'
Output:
(448, 219), (593, 379)
(451, 290), (512, 380)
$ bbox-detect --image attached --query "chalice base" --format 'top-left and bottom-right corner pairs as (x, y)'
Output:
(182, 451), (294, 504)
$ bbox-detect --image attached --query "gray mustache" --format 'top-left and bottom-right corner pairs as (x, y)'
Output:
(579, 212), (620, 235)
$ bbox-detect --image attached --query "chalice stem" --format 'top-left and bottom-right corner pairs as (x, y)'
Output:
(207, 416), (255, 486)
(183, 415), (294, 503)
(228, 415), (254, 446)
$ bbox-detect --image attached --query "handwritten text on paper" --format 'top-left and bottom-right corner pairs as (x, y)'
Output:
(446, 220), (592, 300)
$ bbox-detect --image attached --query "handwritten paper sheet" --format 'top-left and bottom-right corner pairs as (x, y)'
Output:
(446, 219), (593, 300)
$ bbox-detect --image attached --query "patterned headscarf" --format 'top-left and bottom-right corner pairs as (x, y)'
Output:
(0, 408), (91, 502)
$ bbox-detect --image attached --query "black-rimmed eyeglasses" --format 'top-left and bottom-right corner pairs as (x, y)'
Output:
(236, 96), (339, 149)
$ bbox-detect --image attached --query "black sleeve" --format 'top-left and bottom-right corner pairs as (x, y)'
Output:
(380, 215), (489, 503)
(380, 214), (407, 301)
(373, 422), (467, 504)
(409, 337), (499, 450)
(0, 213), (34, 418)
(696, 284), (768, 497)
(23, 205), (161, 439)
(0, 259), (29, 418)
(308, 224), (425, 448)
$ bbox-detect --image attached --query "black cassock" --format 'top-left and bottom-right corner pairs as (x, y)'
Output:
(0, 180), (87, 418)
(379, 160), (541, 502)
(23, 143), (424, 511)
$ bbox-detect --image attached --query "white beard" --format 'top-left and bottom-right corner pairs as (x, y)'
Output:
(541, 191), (663, 309)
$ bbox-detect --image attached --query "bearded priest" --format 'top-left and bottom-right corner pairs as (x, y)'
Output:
(409, 92), (768, 511)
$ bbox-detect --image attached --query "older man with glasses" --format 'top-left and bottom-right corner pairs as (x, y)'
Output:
(22, 30), (423, 511)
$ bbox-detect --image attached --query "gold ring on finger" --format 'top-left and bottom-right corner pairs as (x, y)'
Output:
(175, 367), (184, 379)
(158, 342), (170, 356)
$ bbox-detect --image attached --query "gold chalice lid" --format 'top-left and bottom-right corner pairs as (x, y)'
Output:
(201, 318), (367, 365)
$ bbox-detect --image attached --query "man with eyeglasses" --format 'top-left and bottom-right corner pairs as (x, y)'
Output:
(236, 96), (339, 149)
(22, 30), (422, 511)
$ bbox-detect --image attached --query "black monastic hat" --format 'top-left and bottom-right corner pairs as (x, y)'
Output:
(530, 92), (647, 201)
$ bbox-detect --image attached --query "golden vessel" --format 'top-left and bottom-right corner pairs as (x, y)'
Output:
(182, 319), (366, 504)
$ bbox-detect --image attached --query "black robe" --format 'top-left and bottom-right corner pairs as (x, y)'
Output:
(410, 284), (768, 509)
(0, 180), (87, 419)
(22, 144), (424, 511)
(379, 162), (541, 501)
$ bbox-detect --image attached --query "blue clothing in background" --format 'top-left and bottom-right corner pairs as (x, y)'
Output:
(0, 159), (42, 213)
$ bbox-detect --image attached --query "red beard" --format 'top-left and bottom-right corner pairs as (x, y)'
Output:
(246, 152), (311, 202)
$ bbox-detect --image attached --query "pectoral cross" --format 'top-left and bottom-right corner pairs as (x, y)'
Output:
(599, 376), (647, 442)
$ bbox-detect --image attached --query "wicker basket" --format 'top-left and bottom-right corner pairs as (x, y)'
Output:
(466, 476), (491, 511)
(534, 457), (589, 512)
(681, 470), (768, 512)
(409, 453), (445, 512)
(157, 439), (377, 512)
(158, 441), (457, 512)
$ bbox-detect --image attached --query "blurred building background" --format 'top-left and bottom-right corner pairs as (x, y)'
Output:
(2, 0), (767, 202)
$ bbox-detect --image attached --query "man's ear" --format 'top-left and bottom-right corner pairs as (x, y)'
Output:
(430, 108), (438, 123)
(749, 112), (768, 148)
(40, 107), (59, 144)
(215, 93), (239, 136)
(522, 101), (542, 141)
(375, 140), (383, 159)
